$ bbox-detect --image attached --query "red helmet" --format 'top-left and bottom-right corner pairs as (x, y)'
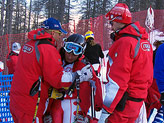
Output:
(106, 3), (132, 24)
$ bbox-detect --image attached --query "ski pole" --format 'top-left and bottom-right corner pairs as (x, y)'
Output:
(74, 74), (80, 122)
(30, 76), (42, 123)
(90, 80), (96, 119)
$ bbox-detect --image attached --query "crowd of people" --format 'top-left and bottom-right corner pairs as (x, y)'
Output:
(0, 2), (163, 123)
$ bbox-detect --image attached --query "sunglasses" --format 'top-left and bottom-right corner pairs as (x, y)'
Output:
(64, 42), (83, 55)
(54, 31), (62, 36)
(109, 16), (118, 26)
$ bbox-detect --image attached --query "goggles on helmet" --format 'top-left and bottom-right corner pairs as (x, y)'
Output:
(64, 42), (83, 55)
(85, 33), (94, 38)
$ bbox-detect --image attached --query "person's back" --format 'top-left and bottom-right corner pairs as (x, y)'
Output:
(10, 25), (64, 119)
(84, 42), (103, 64)
(6, 42), (21, 74)
(84, 31), (104, 75)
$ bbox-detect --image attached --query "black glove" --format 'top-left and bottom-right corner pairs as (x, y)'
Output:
(160, 92), (164, 105)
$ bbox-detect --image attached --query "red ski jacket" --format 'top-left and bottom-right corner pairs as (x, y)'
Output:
(104, 22), (153, 113)
(10, 28), (65, 117)
(6, 51), (19, 74)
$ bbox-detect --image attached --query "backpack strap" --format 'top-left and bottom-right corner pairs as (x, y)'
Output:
(121, 23), (145, 59)
(121, 33), (141, 58)
(121, 33), (138, 40)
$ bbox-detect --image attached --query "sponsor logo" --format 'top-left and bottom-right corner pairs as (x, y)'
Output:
(54, 24), (59, 27)
(22, 44), (34, 53)
(141, 42), (151, 51)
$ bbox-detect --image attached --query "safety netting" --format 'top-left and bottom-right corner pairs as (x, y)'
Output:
(0, 10), (164, 74)
(0, 73), (14, 123)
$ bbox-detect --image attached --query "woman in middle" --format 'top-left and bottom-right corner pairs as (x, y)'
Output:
(46, 33), (103, 123)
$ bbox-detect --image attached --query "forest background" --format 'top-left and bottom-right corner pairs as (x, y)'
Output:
(0, 0), (164, 36)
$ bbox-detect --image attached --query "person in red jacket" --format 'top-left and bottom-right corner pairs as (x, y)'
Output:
(10, 18), (93, 123)
(99, 3), (153, 123)
(6, 42), (21, 74)
(44, 34), (103, 123)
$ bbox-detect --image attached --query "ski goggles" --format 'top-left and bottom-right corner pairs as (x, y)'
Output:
(64, 42), (83, 55)
(85, 33), (94, 38)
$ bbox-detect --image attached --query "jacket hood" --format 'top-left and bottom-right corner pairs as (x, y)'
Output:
(118, 21), (148, 40)
(28, 28), (55, 42)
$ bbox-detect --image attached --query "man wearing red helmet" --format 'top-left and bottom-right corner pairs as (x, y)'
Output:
(99, 3), (153, 123)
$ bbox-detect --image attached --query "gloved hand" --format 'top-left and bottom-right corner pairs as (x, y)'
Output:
(160, 92), (164, 105)
(98, 109), (110, 123)
(48, 87), (65, 100)
(43, 114), (52, 123)
(78, 64), (93, 82)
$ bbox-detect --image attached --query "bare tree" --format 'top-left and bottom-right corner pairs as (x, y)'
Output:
(0, 0), (5, 35)
(102, 0), (108, 14)
(4, 0), (14, 35)
(28, 0), (32, 32)
(23, 1), (27, 33)
(155, 0), (164, 9)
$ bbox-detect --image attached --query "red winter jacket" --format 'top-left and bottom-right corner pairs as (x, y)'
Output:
(10, 28), (65, 117)
(104, 22), (153, 113)
(6, 51), (19, 74)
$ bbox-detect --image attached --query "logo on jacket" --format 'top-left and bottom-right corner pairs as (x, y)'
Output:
(22, 44), (34, 53)
(141, 42), (151, 51)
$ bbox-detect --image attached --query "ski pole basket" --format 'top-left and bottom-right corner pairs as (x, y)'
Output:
(0, 73), (14, 123)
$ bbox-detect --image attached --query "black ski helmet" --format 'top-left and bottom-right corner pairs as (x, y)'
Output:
(67, 34), (85, 45)
(64, 34), (86, 56)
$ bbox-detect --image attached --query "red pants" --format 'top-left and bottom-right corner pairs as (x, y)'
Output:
(10, 106), (43, 123)
(107, 100), (143, 123)
(51, 100), (63, 123)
